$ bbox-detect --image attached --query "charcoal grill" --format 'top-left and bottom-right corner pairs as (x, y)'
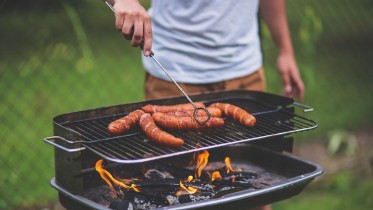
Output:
(44, 90), (323, 209)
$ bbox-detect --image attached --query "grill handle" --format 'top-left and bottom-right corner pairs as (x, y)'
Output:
(44, 136), (86, 153)
(293, 102), (314, 112)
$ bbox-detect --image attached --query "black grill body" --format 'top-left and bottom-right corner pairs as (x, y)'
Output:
(51, 145), (322, 210)
(45, 90), (322, 209)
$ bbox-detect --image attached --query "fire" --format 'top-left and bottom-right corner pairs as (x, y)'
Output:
(195, 150), (209, 178)
(177, 175), (198, 195)
(95, 160), (140, 196)
(211, 171), (222, 181)
(95, 153), (242, 198)
(211, 157), (240, 183)
(225, 157), (241, 173)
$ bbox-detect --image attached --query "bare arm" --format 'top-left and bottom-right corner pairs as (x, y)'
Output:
(260, 0), (304, 101)
(106, 0), (152, 56)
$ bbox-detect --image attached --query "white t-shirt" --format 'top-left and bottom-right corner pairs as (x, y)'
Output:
(142, 0), (262, 84)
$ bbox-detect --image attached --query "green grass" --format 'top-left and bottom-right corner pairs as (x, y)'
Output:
(0, 1), (145, 208)
(0, 0), (372, 209)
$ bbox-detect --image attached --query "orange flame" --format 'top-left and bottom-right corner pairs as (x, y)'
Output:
(195, 150), (209, 178)
(177, 175), (198, 195)
(225, 157), (241, 173)
(211, 171), (222, 181)
(95, 160), (140, 195)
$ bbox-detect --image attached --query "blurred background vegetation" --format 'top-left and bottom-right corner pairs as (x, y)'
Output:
(0, 0), (372, 209)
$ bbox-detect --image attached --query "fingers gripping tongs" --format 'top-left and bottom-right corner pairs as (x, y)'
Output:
(105, 1), (211, 125)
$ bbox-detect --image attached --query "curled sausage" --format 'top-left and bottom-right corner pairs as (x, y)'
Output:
(209, 102), (256, 127)
(139, 113), (184, 148)
(108, 109), (145, 135)
(165, 107), (222, 118)
(152, 112), (224, 130)
(141, 102), (205, 113)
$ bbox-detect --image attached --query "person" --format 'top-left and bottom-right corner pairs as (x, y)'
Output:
(106, 0), (304, 103)
(107, 0), (304, 209)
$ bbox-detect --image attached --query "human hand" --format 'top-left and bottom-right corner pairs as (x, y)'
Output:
(113, 0), (152, 56)
(277, 53), (304, 102)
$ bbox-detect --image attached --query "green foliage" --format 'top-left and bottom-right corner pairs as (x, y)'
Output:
(327, 129), (358, 156)
(62, 2), (94, 73)
(298, 6), (323, 55)
(1, 0), (372, 209)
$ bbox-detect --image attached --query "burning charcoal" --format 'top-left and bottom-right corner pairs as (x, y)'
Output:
(214, 185), (245, 198)
(133, 178), (180, 193)
(82, 186), (113, 207)
(211, 170), (258, 187)
(215, 185), (236, 192)
(178, 194), (192, 204)
(158, 165), (210, 180)
(133, 178), (213, 194)
(193, 182), (214, 192)
(109, 199), (133, 210)
(197, 172), (212, 182)
(217, 166), (258, 178)
(124, 187), (173, 207)
(194, 191), (215, 201)
(133, 195), (158, 210)
(211, 171), (257, 188)
(212, 179), (254, 188)
(165, 195), (179, 206)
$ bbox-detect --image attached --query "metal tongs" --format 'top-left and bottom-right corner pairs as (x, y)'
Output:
(105, 1), (211, 125)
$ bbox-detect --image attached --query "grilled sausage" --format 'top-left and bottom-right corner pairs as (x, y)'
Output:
(152, 112), (224, 130)
(139, 113), (184, 148)
(141, 102), (205, 113)
(209, 102), (256, 127)
(165, 107), (222, 118)
(108, 109), (145, 135)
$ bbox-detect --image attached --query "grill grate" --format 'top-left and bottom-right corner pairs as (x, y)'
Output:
(60, 98), (317, 163)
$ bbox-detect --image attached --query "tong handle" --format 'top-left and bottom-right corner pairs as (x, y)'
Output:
(149, 55), (211, 125)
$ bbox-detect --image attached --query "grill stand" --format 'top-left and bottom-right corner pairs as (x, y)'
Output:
(46, 90), (321, 209)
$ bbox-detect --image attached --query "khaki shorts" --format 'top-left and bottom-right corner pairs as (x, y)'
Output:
(144, 67), (266, 100)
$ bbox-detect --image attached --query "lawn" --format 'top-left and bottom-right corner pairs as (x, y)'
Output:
(0, 0), (372, 209)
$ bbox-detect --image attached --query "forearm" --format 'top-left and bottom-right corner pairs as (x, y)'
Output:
(259, 0), (293, 55)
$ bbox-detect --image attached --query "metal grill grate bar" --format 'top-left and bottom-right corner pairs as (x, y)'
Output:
(60, 98), (317, 163)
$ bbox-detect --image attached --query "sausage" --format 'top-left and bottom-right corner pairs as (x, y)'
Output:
(139, 113), (184, 148)
(209, 102), (256, 127)
(152, 112), (224, 130)
(165, 107), (222, 117)
(141, 102), (205, 113)
(108, 109), (145, 135)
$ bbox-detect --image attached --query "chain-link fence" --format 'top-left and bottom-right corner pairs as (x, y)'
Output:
(0, 0), (372, 209)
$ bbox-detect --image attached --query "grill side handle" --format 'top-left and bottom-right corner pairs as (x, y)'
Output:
(44, 136), (86, 152)
(293, 102), (314, 112)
